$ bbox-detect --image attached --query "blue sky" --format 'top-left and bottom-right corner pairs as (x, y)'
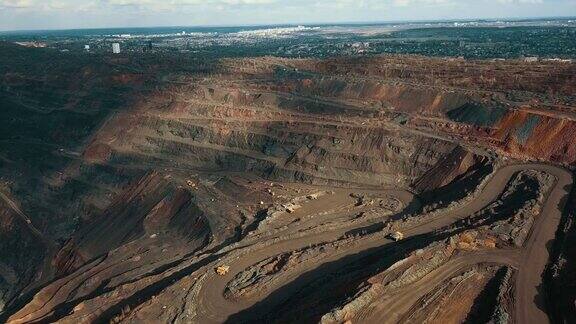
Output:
(0, 0), (575, 31)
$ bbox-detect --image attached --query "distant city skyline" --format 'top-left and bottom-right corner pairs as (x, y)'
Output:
(1, 0), (575, 31)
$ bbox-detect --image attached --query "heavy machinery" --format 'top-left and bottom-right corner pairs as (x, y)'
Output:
(215, 265), (230, 276)
(389, 231), (404, 241)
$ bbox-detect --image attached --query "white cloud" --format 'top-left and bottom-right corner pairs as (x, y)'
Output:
(1, 0), (575, 31)
(0, 0), (34, 8)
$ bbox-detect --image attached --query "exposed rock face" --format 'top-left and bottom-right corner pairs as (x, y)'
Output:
(0, 195), (47, 310)
(53, 172), (212, 276)
(547, 171), (576, 323)
(491, 110), (576, 163)
(414, 146), (489, 192)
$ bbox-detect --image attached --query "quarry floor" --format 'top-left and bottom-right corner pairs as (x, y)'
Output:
(187, 163), (572, 324)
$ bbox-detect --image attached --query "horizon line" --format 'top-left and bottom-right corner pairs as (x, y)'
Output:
(1, 15), (575, 34)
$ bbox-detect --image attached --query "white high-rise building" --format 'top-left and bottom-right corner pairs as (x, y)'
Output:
(112, 43), (121, 54)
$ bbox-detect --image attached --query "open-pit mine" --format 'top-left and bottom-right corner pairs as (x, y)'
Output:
(0, 42), (575, 324)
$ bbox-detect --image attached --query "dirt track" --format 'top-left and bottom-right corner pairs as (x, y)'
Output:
(514, 166), (572, 324)
(191, 163), (572, 324)
(3, 164), (571, 324)
(360, 251), (521, 324)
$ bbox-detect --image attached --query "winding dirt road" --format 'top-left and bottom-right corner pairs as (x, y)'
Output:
(192, 163), (572, 324)
(515, 165), (572, 324)
(361, 250), (522, 324)
(4, 163), (571, 324)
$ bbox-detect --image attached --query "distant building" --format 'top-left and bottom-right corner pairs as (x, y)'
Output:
(14, 41), (47, 48)
(543, 58), (573, 63)
(524, 57), (538, 63)
(84, 45), (90, 52)
(112, 43), (121, 54)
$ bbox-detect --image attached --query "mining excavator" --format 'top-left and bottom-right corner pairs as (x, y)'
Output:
(215, 265), (230, 276)
(389, 231), (404, 241)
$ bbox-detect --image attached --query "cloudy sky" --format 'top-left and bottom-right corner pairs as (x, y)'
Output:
(1, 0), (575, 31)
